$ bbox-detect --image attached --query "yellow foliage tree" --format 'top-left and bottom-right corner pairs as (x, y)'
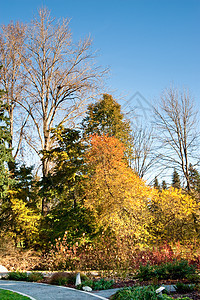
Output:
(149, 187), (200, 242)
(9, 197), (41, 247)
(84, 134), (152, 242)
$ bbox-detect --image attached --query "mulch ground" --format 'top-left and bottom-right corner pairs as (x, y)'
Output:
(111, 278), (200, 299)
(40, 277), (200, 299)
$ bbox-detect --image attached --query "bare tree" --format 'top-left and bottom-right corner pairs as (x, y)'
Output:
(10, 8), (105, 213)
(154, 87), (199, 191)
(0, 22), (29, 166)
(132, 126), (157, 179)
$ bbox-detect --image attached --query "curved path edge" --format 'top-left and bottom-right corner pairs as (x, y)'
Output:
(0, 287), (36, 300)
(0, 280), (108, 300)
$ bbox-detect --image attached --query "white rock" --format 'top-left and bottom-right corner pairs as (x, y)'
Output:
(156, 286), (165, 294)
(75, 272), (81, 286)
(82, 286), (92, 292)
(0, 265), (8, 272)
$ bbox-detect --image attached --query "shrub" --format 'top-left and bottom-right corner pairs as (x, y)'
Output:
(27, 272), (44, 282)
(110, 286), (192, 300)
(7, 271), (28, 281)
(137, 260), (196, 281)
(186, 273), (200, 283)
(49, 272), (88, 286)
(174, 282), (195, 293)
(137, 264), (155, 281)
(77, 278), (114, 290)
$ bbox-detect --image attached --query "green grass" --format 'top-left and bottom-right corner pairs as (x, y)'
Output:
(0, 289), (31, 299)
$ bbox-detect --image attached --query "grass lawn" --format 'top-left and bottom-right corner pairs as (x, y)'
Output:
(0, 289), (31, 299)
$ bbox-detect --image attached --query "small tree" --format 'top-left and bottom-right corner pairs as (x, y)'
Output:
(162, 180), (167, 190)
(153, 176), (160, 191)
(172, 169), (181, 189)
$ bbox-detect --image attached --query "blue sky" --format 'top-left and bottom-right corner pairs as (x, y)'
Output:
(1, 0), (200, 115)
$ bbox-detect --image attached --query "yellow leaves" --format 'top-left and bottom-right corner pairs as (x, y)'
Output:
(152, 187), (198, 219)
(84, 134), (152, 241)
(150, 187), (199, 242)
(10, 197), (41, 242)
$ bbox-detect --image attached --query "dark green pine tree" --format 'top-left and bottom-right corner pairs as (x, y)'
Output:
(0, 87), (13, 199)
(188, 163), (200, 193)
(81, 94), (133, 161)
(162, 180), (167, 190)
(154, 176), (160, 190)
(172, 169), (181, 189)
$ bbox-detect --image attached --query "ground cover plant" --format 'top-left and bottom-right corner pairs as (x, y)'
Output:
(110, 285), (193, 300)
(76, 278), (114, 290)
(137, 260), (196, 281)
(0, 289), (31, 300)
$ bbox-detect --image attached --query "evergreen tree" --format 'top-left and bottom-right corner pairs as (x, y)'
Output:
(0, 91), (13, 198)
(162, 180), (167, 190)
(172, 169), (181, 189)
(154, 176), (160, 190)
(82, 94), (133, 161)
(188, 164), (200, 201)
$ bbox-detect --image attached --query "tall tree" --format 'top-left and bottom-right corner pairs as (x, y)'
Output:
(188, 164), (200, 201)
(0, 84), (13, 198)
(84, 134), (151, 240)
(82, 94), (133, 161)
(2, 8), (105, 214)
(154, 87), (199, 191)
(42, 126), (86, 210)
(132, 126), (156, 178)
(172, 169), (181, 189)
(0, 22), (28, 167)
(153, 176), (160, 191)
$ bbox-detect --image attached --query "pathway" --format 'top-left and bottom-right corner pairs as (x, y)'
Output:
(0, 280), (109, 300)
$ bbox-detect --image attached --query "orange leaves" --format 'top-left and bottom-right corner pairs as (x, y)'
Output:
(84, 134), (151, 241)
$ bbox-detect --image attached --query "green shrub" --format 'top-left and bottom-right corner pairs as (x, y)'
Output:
(110, 286), (192, 300)
(7, 271), (28, 281)
(110, 286), (163, 300)
(137, 260), (196, 281)
(165, 260), (195, 280)
(174, 282), (195, 293)
(77, 278), (114, 290)
(186, 273), (200, 283)
(137, 264), (155, 281)
(49, 272), (88, 286)
(27, 272), (44, 282)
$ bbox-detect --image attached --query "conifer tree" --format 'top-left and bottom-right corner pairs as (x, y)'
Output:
(82, 94), (133, 161)
(172, 169), (181, 189)
(153, 176), (160, 190)
(0, 84), (13, 198)
(162, 180), (167, 190)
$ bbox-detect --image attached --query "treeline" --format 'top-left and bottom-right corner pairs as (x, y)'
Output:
(0, 8), (199, 255)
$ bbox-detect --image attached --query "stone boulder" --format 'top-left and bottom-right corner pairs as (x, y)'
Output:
(0, 265), (8, 272)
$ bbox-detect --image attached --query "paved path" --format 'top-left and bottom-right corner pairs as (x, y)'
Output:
(0, 280), (109, 300)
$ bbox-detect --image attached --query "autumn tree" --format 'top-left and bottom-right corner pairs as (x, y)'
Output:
(82, 94), (133, 161)
(154, 87), (199, 191)
(149, 188), (200, 242)
(84, 134), (151, 241)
